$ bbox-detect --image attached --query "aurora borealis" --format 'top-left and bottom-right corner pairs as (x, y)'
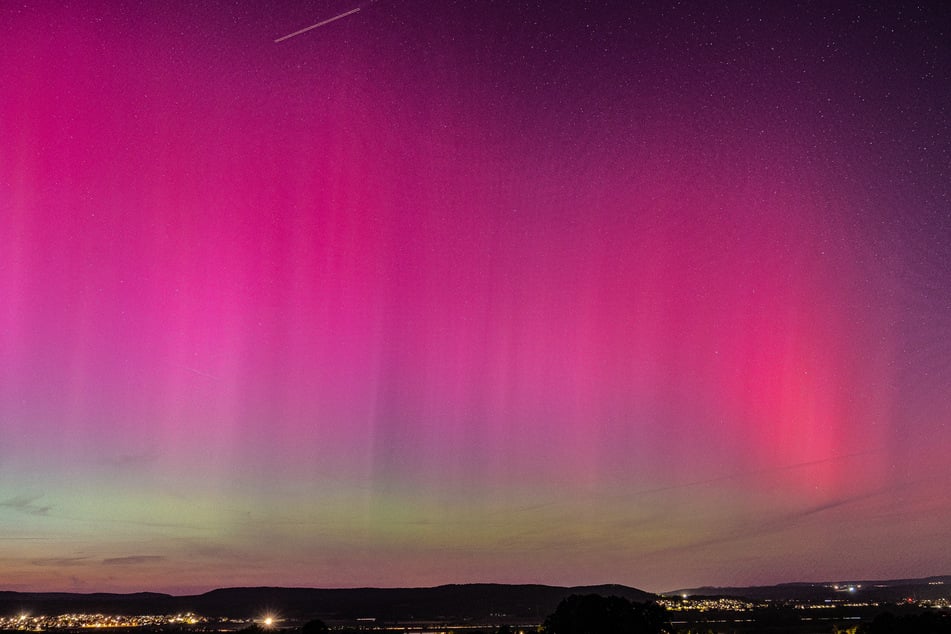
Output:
(2, 0), (950, 594)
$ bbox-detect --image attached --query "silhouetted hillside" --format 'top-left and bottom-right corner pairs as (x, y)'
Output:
(671, 575), (951, 603)
(0, 584), (655, 622)
(191, 584), (655, 620)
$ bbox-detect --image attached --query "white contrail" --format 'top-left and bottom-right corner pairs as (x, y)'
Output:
(275, 7), (361, 43)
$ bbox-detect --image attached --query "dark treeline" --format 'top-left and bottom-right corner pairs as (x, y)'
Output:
(855, 610), (951, 634)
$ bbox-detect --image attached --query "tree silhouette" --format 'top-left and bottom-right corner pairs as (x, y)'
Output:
(301, 619), (329, 634)
(543, 594), (668, 634)
(858, 611), (951, 634)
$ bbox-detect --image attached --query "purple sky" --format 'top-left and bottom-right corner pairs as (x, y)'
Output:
(2, 0), (950, 594)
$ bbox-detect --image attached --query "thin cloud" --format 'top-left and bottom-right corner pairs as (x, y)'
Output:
(32, 556), (91, 567)
(625, 449), (885, 499)
(0, 494), (51, 516)
(102, 555), (166, 566)
(649, 488), (892, 559)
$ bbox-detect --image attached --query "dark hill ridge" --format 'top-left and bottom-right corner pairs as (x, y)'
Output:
(669, 575), (951, 602)
(196, 584), (654, 620)
(0, 584), (655, 622)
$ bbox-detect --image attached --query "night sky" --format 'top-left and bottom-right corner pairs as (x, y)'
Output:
(2, 0), (950, 594)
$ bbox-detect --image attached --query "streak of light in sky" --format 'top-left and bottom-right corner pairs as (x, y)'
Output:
(274, 7), (361, 43)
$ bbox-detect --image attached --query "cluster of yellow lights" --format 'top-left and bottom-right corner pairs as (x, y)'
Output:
(0, 613), (205, 630)
(658, 597), (762, 612)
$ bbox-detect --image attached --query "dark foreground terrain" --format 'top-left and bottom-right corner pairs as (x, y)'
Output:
(1, 579), (950, 633)
(0, 584), (651, 623)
